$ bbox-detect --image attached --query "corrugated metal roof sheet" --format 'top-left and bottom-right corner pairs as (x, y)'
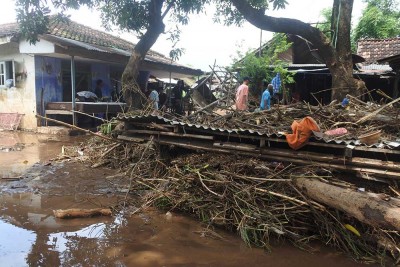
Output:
(117, 114), (400, 149)
(357, 64), (392, 72)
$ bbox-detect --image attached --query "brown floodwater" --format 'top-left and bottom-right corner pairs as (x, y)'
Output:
(0, 131), (77, 178)
(0, 131), (370, 266)
(0, 193), (370, 267)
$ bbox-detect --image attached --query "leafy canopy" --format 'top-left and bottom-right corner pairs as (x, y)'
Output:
(16, 0), (290, 61)
(16, 0), (289, 41)
(316, 8), (332, 39)
(233, 33), (294, 92)
(353, 0), (400, 40)
(16, 0), (209, 43)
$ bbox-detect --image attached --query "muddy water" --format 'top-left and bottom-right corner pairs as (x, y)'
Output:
(0, 193), (368, 267)
(0, 132), (369, 266)
(0, 131), (76, 178)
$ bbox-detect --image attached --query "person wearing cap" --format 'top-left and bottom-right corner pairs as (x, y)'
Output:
(236, 77), (250, 111)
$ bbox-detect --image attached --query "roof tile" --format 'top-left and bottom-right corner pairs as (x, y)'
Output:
(357, 37), (400, 63)
(0, 17), (202, 75)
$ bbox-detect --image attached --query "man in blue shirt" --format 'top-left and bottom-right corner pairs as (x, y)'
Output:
(260, 83), (273, 110)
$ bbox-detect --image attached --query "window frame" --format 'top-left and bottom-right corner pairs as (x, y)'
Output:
(0, 60), (16, 87)
(0, 61), (5, 86)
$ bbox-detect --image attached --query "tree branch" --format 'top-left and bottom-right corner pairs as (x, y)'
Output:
(162, 0), (176, 19)
(230, 0), (335, 64)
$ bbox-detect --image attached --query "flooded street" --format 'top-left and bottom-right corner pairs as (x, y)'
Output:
(0, 131), (369, 266)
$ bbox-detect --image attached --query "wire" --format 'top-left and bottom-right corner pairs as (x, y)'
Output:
(334, 0), (341, 48)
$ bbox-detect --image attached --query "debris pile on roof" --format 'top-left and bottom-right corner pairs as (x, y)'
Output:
(142, 94), (400, 147)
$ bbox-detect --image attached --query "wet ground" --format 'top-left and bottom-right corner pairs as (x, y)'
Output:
(0, 131), (370, 266)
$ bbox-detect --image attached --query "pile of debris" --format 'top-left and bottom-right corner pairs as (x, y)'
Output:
(175, 95), (400, 143)
(65, 138), (400, 264)
(59, 93), (400, 264)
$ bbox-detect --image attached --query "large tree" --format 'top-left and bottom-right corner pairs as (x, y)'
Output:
(16, 0), (207, 109)
(18, 0), (359, 104)
(222, 0), (362, 100)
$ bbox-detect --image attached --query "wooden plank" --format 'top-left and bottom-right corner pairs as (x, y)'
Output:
(199, 128), (400, 156)
(125, 129), (214, 140)
(46, 102), (126, 113)
(155, 139), (400, 180)
(117, 135), (145, 143)
(160, 131), (214, 140)
(127, 122), (172, 131)
(45, 110), (73, 115)
(213, 142), (257, 152)
(260, 147), (400, 172)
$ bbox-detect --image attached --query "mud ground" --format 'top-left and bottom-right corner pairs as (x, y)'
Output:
(0, 131), (371, 266)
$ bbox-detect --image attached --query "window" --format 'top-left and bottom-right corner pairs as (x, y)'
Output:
(0, 62), (5, 86)
(0, 61), (15, 87)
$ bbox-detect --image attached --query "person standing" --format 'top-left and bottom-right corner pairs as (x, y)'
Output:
(172, 80), (185, 115)
(149, 88), (159, 110)
(235, 77), (250, 111)
(271, 73), (281, 104)
(260, 83), (273, 110)
(94, 79), (104, 99)
(158, 87), (167, 111)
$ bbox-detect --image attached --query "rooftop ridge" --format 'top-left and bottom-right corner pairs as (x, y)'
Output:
(0, 17), (167, 59)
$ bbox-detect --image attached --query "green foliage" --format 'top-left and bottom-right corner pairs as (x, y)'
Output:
(16, 0), (209, 59)
(353, 0), (400, 41)
(316, 8), (332, 38)
(233, 33), (294, 92)
(236, 52), (273, 86)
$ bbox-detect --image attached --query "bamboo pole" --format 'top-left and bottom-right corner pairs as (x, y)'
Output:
(356, 96), (400, 124)
(36, 115), (116, 141)
(70, 110), (109, 122)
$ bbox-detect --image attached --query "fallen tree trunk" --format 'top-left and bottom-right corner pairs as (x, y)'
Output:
(53, 208), (112, 219)
(294, 178), (400, 231)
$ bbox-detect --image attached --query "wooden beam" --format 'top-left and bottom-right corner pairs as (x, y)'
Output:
(117, 135), (145, 143)
(125, 129), (214, 140)
(36, 115), (115, 141)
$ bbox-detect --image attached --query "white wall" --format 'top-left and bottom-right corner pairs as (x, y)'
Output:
(0, 42), (37, 130)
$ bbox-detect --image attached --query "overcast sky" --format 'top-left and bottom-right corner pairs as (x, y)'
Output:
(0, 0), (366, 71)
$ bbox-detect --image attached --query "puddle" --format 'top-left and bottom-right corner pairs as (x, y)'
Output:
(0, 192), (370, 267)
(0, 131), (78, 179)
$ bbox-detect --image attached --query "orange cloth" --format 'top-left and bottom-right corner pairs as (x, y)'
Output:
(286, 116), (320, 150)
(235, 84), (249, 111)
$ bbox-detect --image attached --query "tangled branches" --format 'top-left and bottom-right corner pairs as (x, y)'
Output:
(69, 139), (400, 265)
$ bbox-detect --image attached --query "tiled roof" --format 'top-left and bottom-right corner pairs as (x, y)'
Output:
(0, 22), (19, 38)
(49, 19), (166, 58)
(0, 18), (164, 58)
(0, 18), (202, 75)
(357, 37), (400, 64)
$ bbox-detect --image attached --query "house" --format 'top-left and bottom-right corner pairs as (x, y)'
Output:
(238, 34), (400, 105)
(358, 37), (400, 99)
(355, 37), (399, 99)
(378, 53), (400, 98)
(0, 17), (203, 130)
(238, 34), (366, 104)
